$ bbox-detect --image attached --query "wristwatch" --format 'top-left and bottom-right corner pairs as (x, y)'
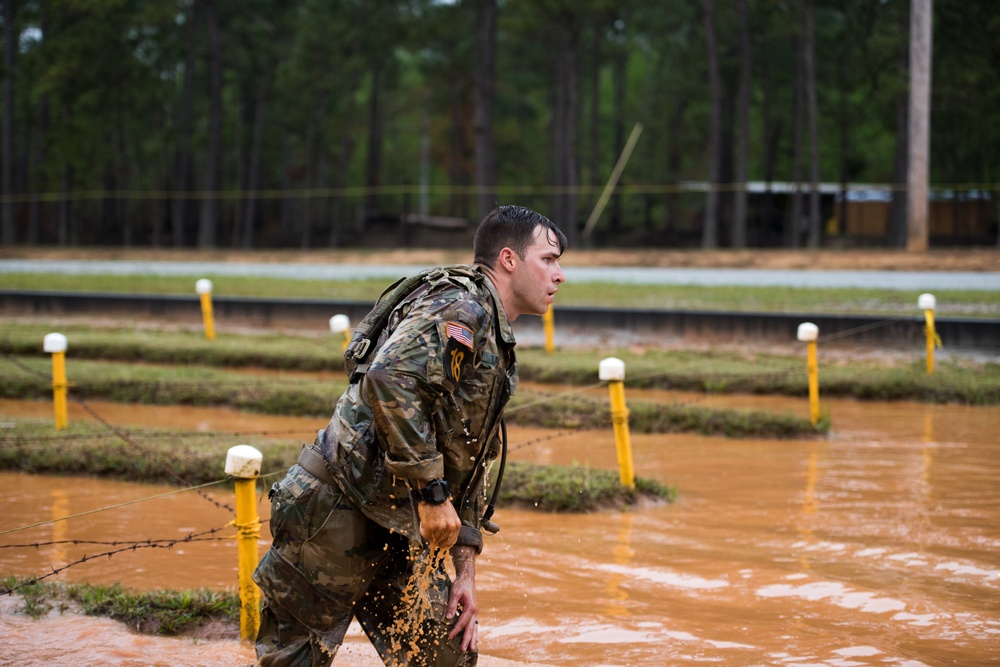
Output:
(416, 479), (451, 505)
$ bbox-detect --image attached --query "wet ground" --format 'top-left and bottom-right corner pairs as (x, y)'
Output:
(2, 389), (999, 666)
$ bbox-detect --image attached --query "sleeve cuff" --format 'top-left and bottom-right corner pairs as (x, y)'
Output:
(456, 525), (484, 554)
(382, 453), (445, 480)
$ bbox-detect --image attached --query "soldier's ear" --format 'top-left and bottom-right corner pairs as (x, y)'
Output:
(498, 248), (517, 272)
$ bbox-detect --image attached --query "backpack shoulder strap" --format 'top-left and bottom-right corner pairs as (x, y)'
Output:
(344, 264), (483, 382)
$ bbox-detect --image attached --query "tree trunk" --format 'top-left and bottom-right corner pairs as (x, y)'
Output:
(152, 114), (169, 247)
(198, 0), (222, 249)
(702, 0), (721, 249)
(57, 154), (72, 246)
(610, 40), (626, 233)
(329, 133), (356, 248)
(316, 149), (330, 244)
(836, 28), (851, 240)
(28, 92), (47, 245)
(1, 0), (17, 245)
(279, 135), (294, 240)
(330, 69), (364, 248)
(588, 20), (601, 202)
(448, 95), (462, 216)
(117, 120), (133, 247)
(301, 115), (317, 249)
(549, 18), (579, 245)
(906, 0), (932, 252)
(790, 27), (805, 248)
(732, 0), (751, 248)
(173, 0), (198, 248)
(241, 63), (273, 248)
(364, 66), (382, 219)
(804, 0), (822, 248)
(760, 51), (781, 247)
(888, 5), (909, 248)
(663, 100), (688, 234)
(473, 0), (496, 222)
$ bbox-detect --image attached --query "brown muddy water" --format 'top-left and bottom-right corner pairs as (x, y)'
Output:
(1, 393), (999, 667)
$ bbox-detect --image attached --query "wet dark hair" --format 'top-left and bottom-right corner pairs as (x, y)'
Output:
(472, 205), (567, 268)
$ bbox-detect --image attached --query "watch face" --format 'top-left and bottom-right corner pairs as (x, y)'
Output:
(422, 479), (450, 504)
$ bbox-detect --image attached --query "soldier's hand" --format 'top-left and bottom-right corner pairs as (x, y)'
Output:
(417, 501), (462, 549)
(448, 546), (479, 653)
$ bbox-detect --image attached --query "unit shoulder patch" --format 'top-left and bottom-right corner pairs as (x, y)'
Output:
(443, 321), (475, 384)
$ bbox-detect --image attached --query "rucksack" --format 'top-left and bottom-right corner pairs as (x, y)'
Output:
(344, 264), (484, 383)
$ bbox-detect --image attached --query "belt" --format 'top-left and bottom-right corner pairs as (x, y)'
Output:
(297, 445), (337, 486)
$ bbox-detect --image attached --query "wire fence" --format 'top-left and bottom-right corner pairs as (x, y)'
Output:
(0, 314), (933, 597)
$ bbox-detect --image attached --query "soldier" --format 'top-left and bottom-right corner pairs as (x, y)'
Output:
(253, 205), (567, 667)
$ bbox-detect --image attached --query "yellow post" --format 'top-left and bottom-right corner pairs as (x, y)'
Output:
(330, 314), (351, 351)
(196, 279), (216, 341)
(225, 444), (263, 643)
(543, 304), (555, 354)
(44, 333), (69, 430)
(918, 293), (936, 374)
(806, 341), (819, 425)
(797, 323), (820, 426)
(599, 357), (635, 490)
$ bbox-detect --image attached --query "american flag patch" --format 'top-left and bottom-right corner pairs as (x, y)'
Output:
(446, 322), (474, 349)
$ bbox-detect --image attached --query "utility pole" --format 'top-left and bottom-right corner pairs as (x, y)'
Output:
(906, 0), (932, 252)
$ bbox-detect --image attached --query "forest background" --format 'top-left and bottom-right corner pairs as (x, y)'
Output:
(0, 0), (997, 252)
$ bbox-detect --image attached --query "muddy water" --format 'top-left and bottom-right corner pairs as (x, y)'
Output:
(2, 395), (999, 666)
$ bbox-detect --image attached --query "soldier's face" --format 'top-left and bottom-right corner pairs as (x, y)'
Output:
(510, 225), (565, 318)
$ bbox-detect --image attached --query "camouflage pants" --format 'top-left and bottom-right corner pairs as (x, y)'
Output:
(252, 463), (476, 667)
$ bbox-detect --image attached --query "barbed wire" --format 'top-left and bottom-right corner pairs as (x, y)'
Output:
(816, 316), (918, 343)
(2, 428), (316, 449)
(76, 401), (235, 513)
(3, 349), (809, 446)
(0, 478), (237, 538)
(0, 356), (815, 597)
(1, 361), (340, 391)
(515, 356), (805, 414)
(2, 351), (236, 512)
(0, 524), (235, 596)
(508, 429), (578, 454)
(0, 536), (233, 550)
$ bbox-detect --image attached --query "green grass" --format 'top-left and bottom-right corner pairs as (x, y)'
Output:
(69, 583), (240, 635)
(515, 347), (1000, 405)
(1, 577), (240, 636)
(0, 321), (344, 371)
(3, 271), (998, 317)
(0, 418), (303, 485)
(0, 355), (820, 438)
(3, 321), (997, 407)
(0, 418), (673, 511)
(507, 389), (820, 438)
(0, 272), (390, 302)
(498, 462), (675, 512)
(0, 321), (343, 370)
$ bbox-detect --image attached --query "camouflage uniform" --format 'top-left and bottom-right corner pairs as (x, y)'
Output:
(253, 265), (517, 667)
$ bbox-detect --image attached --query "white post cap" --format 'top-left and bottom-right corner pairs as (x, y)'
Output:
(330, 314), (350, 334)
(225, 444), (263, 478)
(599, 357), (626, 382)
(797, 322), (819, 342)
(195, 278), (213, 295)
(918, 293), (936, 310)
(43, 332), (68, 353)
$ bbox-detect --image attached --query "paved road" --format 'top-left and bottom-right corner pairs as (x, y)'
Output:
(1, 258), (999, 290)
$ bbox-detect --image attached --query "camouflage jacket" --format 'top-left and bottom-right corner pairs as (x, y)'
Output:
(318, 264), (517, 553)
